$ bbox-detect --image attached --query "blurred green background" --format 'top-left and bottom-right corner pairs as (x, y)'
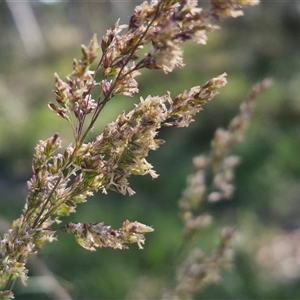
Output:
(1, 1), (300, 299)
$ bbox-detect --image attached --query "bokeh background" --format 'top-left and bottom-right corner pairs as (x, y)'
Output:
(1, 1), (300, 299)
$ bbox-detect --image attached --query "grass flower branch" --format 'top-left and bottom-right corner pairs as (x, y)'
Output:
(177, 79), (272, 252)
(163, 79), (272, 299)
(0, 0), (259, 298)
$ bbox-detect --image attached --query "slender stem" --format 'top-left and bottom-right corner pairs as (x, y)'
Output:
(75, 47), (106, 140)
(79, 6), (161, 146)
(31, 177), (62, 229)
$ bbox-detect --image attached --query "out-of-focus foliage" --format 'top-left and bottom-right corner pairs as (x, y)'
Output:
(0, 1), (300, 299)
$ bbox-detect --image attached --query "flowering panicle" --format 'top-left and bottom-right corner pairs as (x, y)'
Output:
(0, 0), (260, 298)
(62, 220), (154, 251)
(50, 0), (260, 143)
(166, 80), (271, 299)
(208, 79), (272, 202)
(179, 79), (272, 228)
